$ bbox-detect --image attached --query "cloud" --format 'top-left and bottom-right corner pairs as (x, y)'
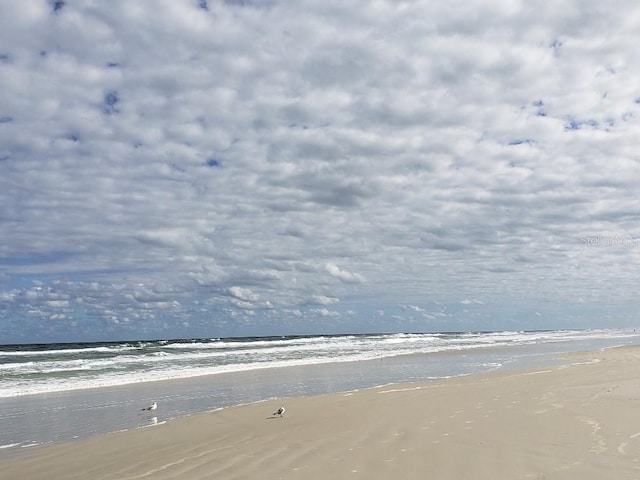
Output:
(228, 286), (259, 303)
(461, 299), (485, 305)
(325, 263), (364, 283)
(1, 0), (640, 341)
(311, 308), (340, 318)
(310, 294), (339, 306)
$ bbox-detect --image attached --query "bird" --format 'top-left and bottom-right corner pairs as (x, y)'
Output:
(142, 401), (157, 412)
(273, 406), (285, 417)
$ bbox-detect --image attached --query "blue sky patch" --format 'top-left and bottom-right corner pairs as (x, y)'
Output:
(103, 91), (119, 114)
(50, 0), (65, 13)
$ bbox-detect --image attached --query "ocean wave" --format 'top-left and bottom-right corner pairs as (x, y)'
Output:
(1, 329), (638, 398)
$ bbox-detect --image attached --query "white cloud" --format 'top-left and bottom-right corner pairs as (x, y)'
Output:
(46, 300), (69, 308)
(325, 263), (364, 283)
(228, 286), (259, 303)
(461, 299), (485, 305)
(311, 308), (340, 318)
(310, 294), (339, 306)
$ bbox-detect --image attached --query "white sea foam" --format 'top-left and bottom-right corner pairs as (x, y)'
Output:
(0, 442), (21, 449)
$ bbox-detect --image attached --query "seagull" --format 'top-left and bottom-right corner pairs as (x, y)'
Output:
(273, 406), (285, 417)
(142, 402), (157, 412)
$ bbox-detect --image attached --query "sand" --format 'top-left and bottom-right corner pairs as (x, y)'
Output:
(4, 345), (640, 479)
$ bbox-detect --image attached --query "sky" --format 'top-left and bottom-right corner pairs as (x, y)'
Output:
(1, 0), (640, 343)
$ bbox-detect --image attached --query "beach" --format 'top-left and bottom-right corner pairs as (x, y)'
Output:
(4, 345), (640, 479)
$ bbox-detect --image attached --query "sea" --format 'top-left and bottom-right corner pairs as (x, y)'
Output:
(1, 328), (639, 458)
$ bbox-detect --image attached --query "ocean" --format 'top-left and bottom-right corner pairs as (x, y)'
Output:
(1, 329), (639, 457)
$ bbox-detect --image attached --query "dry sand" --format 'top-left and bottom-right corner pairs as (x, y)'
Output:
(4, 345), (640, 479)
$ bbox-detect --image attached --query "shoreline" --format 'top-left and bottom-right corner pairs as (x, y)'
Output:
(0, 339), (585, 452)
(4, 344), (640, 479)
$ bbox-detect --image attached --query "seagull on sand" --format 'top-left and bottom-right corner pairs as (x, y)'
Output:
(273, 406), (285, 417)
(142, 402), (157, 412)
